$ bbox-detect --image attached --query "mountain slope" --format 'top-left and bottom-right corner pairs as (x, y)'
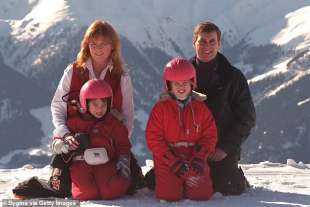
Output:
(0, 1), (309, 167)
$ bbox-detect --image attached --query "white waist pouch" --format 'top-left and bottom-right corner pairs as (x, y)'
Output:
(84, 148), (109, 165)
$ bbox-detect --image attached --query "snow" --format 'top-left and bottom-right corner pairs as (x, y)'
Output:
(0, 159), (309, 206)
(248, 54), (310, 105)
(272, 6), (310, 51)
(297, 98), (310, 106)
(249, 60), (290, 84)
(0, 2), (310, 205)
(46, 1), (310, 57)
(9, 0), (69, 41)
(266, 69), (310, 97)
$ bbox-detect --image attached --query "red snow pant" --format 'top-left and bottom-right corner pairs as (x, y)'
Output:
(70, 160), (130, 200)
(154, 146), (213, 201)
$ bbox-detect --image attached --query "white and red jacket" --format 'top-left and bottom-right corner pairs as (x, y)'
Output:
(146, 91), (218, 161)
(51, 59), (134, 138)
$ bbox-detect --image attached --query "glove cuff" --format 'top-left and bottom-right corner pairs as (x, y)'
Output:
(51, 139), (69, 154)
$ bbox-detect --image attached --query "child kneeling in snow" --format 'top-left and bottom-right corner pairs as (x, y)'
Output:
(146, 58), (218, 201)
(52, 80), (131, 200)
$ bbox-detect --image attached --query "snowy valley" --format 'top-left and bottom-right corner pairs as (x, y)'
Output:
(0, 0), (309, 168)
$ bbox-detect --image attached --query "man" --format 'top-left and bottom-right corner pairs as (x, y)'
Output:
(190, 21), (256, 195)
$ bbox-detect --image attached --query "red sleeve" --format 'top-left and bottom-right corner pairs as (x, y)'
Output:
(66, 117), (79, 134)
(52, 118), (77, 140)
(146, 103), (171, 158)
(111, 119), (131, 156)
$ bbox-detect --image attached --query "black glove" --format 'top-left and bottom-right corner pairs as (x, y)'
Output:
(72, 133), (89, 154)
(170, 158), (190, 178)
(163, 150), (189, 178)
(117, 155), (131, 178)
(191, 156), (205, 176)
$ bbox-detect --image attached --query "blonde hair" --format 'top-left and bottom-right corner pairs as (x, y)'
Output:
(76, 20), (125, 77)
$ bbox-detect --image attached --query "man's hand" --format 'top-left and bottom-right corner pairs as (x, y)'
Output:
(208, 148), (227, 162)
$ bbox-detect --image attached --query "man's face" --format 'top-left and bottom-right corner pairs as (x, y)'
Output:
(193, 31), (221, 63)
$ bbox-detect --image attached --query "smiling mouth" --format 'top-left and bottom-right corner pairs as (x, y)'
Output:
(94, 52), (105, 56)
(202, 50), (212, 54)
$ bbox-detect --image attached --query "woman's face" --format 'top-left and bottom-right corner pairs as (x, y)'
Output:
(88, 98), (108, 118)
(170, 80), (192, 100)
(89, 35), (113, 64)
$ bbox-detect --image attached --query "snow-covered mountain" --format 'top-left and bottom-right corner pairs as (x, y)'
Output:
(0, 160), (310, 206)
(0, 0), (309, 167)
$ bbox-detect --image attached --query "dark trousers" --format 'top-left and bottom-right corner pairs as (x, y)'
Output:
(209, 154), (249, 195)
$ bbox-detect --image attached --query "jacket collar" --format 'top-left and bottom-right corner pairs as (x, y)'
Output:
(190, 52), (234, 84)
(85, 58), (113, 79)
(159, 91), (207, 102)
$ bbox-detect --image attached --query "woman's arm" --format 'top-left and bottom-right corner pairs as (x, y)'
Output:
(51, 64), (73, 138)
(120, 73), (134, 138)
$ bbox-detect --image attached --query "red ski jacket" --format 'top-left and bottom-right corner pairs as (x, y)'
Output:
(146, 92), (217, 160)
(67, 112), (131, 160)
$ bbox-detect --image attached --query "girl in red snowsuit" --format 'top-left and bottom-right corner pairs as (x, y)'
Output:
(146, 58), (218, 201)
(55, 79), (131, 200)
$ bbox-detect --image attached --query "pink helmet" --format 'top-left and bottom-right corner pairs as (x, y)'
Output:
(163, 58), (196, 90)
(79, 79), (113, 112)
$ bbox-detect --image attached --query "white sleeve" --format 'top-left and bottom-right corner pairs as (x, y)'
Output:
(120, 73), (134, 139)
(51, 64), (73, 138)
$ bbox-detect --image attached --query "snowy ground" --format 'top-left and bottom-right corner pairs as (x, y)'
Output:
(0, 159), (309, 207)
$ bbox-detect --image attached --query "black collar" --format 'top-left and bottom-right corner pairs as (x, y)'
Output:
(195, 54), (219, 71)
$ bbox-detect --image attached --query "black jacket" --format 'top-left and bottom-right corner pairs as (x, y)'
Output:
(190, 53), (256, 156)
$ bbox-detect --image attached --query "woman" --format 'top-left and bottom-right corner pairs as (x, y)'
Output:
(52, 20), (133, 141)
(50, 20), (143, 197)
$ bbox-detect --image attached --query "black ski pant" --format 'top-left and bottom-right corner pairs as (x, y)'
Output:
(209, 153), (249, 195)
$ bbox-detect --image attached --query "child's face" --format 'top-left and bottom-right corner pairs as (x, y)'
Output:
(88, 98), (108, 118)
(170, 80), (192, 100)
